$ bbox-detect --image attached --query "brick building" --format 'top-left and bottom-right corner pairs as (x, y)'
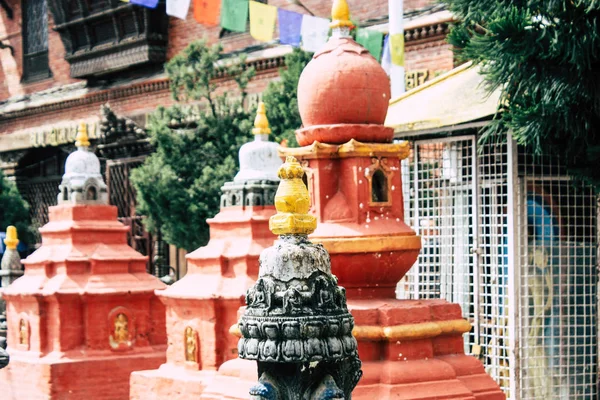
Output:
(0, 0), (455, 274)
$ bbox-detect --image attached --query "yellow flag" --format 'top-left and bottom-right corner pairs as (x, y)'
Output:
(249, 1), (277, 42)
(390, 33), (405, 67)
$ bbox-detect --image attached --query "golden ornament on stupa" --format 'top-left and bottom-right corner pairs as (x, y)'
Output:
(330, 0), (354, 29)
(269, 156), (316, 235)
(252, 102), (271, 136)
(4, 226), (18, 250)
(75, 122), (90, 147)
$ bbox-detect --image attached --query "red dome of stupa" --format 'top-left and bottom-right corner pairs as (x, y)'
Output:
(295, 0), (394, 146)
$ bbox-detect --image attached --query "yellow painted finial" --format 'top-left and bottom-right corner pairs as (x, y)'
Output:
(4, 226), (19, 250)
(330, 0), (354, 30)
(75, 122), (90, 147)
(252, 102), (271, 136)
(269, 156), (317, 235)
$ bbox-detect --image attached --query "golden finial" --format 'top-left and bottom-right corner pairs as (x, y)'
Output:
(330, 0), (354, 30)
(75, 122), (90, 147)
(252, 102), (271, 136)
(4, 226), (18, 250)
(269, 156), (317, 235)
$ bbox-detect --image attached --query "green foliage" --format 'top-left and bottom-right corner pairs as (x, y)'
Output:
(0, 171), (33, 246)
(261, 48), (313, 147)
(130, 40), (255, 250)
(445, 0), (600, 187)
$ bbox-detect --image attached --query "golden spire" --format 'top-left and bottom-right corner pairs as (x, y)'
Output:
(75, 122), (90, 147)
(252, 102), (271, 136)
(330, 0), (354, 30)
(4, 226), (19, 250)
(269, 156), (317, 235)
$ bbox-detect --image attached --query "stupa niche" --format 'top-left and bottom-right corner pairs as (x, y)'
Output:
(130, 104), (282, 400)
(0, 130), (167, 400)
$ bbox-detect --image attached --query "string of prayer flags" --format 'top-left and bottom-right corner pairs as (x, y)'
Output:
(194, 0), (221, 26)
(249, 1), (277, 42)
(131, 0), (159, 8)
(167, 0), (191, 19)
(221, 0), (249, 33)
(300, 15), (330, 53)
(390, 33), (405, 66)
(277, 9), (303, 47)
(381, 34), (391, 75)
(356, 29), (383, 62)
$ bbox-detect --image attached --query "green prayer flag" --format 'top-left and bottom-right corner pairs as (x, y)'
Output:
(356, 29), (384, 62)
(221, 0), (249, 33)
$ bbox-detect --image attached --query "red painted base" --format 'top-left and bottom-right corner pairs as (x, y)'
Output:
(194, 299), (505, 400)
(0, 349), (166, 400)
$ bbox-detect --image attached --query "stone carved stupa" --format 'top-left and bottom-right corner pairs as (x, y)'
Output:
(201, 0), (505, 399)
(0, 123), (167, 400)
(130, 104), (282, 399)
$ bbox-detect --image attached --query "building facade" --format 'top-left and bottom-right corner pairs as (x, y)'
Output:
(0, 0), (456, 271)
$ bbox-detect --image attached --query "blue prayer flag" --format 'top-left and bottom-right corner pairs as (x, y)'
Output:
(278, 9), (302, 47)
(131, 0), (159, 8)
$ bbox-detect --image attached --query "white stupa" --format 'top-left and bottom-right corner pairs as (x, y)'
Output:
(57, 123), (108, 205)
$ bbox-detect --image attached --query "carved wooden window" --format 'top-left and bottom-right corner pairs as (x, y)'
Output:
(22, 0), (51, 82)
(48, 0), (168, 78)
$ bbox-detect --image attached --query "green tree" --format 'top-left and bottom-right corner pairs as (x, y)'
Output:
(0, 172), (33, 247)
(130, 40), (255, 251)
(445, 0), (600, 187)
(261, 48), (313, 147)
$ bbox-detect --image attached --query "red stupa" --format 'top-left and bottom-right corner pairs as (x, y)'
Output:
(0, 124), (167, 400)
(200, 0), (505, 398)
(130, 104), (282, 399)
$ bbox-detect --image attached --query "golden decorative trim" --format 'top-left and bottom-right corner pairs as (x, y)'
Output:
(279, 139), (410, 160)
(4, 225), (18, 250)
(330, 0), (354, 29)
(229, 319), (471, 342)
(252, 102), (271, 136)
(270, 156), (317, 235)
(314, 235), (421, 254)
(75, 122), (90, 147)
(352, 319), (472, 341)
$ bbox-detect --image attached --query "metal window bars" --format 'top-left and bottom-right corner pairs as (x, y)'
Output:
(398, 133), (598, 399)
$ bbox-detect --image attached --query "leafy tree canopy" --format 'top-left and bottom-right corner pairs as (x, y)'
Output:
(0, 171), (33, 247)
(446, 0), (600, 187)
(261, 48), (313, 147)
(131, 40), (255, 250)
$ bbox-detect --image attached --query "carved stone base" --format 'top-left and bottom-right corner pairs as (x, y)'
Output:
(250, 357), (362, 400)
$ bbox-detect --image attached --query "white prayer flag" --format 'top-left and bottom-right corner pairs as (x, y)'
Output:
(167, 0), (191, 19)
(300, 15), (330, 53)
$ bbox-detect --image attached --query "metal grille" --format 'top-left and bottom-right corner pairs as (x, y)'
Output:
(17, 176), (61, 242)
(22, 0), (50, 81)
(516, 150), (597, 400)
(399, 133), (598, 399)
(398, 136), (476, 353)
(106, 157), (153, 271)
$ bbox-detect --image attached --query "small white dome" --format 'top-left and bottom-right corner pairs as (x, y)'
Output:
(64, 148), (101, 176)
(234, 137), (282, 183)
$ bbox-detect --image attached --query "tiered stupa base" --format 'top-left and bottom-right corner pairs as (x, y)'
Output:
(196, 299), (505, 400)
(4, 349), (165, 400)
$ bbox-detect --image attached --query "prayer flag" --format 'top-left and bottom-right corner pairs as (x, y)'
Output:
(390, 33), (405, 66)
(167, 0), (191, 19)
(381, 34), (391, 75)
(221, 0), (249, 33)
(131, 0), (159, 8)
(249, 1), (277, 42)
(194, 0), (221, 26)
(356, 29), (383, 61)
(300, 15), (330, 53)
(278, 9), (302, 47)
